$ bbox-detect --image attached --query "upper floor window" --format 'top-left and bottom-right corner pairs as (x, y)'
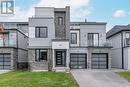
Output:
(35, 27), (48, 38)
(35, 49), (47, 61)
(71, 33), (77, 44)
(58, 17), (63, 25)
(0, 34), (8, 46)
(125, 32), (130, 38)
(88, 33), (99, 46)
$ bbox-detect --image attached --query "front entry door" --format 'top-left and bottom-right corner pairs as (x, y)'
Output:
(56, 51), (63, 65)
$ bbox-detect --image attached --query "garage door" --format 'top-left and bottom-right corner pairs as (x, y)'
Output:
(0, 54), (11, 70)
(70, 53), (87, 69)
(92, 54), (108, 69)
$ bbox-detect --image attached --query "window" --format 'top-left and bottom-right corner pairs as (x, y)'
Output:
(71, 33), (77, 44)
(58, 17), (63, 25)
(88, 33), (99, 46)
(35, 27), (48, 38)
(125, 32), (130, 45)
(35, 49), (47, 61)
(0, 34), (9, 46)
(125, 32), (130, 38)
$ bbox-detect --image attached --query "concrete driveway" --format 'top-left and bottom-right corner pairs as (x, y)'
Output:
(0, 70), (11, 74)
(71, 69), (130, 87)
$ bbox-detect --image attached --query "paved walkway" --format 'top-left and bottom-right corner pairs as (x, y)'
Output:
(71, 69), (130, 87)
(0, 70), (11, 74)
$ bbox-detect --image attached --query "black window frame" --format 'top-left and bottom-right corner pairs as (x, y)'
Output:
(71, 33), (77, 44)
(35, 27), (48, 38)
(88, 33), (99, 46)
(35, 49), (47, 62)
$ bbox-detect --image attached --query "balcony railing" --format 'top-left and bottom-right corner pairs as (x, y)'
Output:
(87, 40), (112, 47)
(0, 33), (17, 47)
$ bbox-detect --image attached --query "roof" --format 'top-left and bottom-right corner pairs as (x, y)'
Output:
(70, 22), (107, 25)
(106, 24), (130, 38)
(0, 22), (28, 25)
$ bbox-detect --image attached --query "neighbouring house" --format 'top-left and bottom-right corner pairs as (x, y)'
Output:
(28, 6), (112, 72)
(0, 22), (28, 70)
(107, 24), (130, 70)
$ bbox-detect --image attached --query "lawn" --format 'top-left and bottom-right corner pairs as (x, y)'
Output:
(0, 71), (79, 87)
(117, 72), (130, 82)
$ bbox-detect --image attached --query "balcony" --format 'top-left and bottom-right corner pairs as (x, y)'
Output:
(125, 38), (130, 47)
(0, 33), (17, 47)
(87, 40), (112, 47)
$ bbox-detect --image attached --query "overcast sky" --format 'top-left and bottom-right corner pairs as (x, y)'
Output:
(0, 0), (130, 31)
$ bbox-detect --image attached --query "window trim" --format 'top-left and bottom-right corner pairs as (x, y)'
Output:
(35, 26), (48, 38)
(35, 49), (48, 62)
(71, 33), (77, 44)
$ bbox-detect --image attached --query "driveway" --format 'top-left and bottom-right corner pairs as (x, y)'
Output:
(0, 70), (11, 74)
(71, 69), (130, 87)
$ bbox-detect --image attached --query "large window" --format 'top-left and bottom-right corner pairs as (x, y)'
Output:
(58, 17), (63, 25)
(35, 49), (47, 61)
(0, 34), (8, 46)
(35, 27), (48, 38)
(88, 33), (99, 46)
(71, 33), (77, 44)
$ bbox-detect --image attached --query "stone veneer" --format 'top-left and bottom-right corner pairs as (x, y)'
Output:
(28, 49), (52, 71)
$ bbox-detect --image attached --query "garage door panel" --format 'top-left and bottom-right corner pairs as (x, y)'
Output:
(4, 62), (11, 65)
(4, 58), (11, 62)
(70, 53), (87, 69)
(0, 54), (11, 70)
(4, 66), (11, 69)
(0, 62), (3, 65)
(0, 66), (4, 69)
(92, 54), (108, 69)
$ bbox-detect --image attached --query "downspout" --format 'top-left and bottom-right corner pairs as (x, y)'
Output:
(121, 32), (124, 69)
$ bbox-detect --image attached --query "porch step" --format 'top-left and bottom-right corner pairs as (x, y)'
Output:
(52, 67), (70, 73)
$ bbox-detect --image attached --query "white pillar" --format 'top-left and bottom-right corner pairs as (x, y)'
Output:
(66, 49), (70, 68)
(52, 49), (55, 68)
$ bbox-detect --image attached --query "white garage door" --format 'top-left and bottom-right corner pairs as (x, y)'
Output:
(0, 54), (11, 70)
(92, 54), (108, 69)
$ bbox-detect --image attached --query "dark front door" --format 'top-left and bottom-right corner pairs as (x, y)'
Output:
(56, 51), (63, 66)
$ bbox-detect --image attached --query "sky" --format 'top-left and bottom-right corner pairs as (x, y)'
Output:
(0, 0), (130, 31)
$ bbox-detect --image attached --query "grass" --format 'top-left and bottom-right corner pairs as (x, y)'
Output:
(0, 71), (79, 87)
(117, 72), (130, 82)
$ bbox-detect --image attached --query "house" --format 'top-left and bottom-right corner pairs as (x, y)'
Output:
(0, 22), (28, 70)
(28, 6), (112, 72)
(107, 24), (130, 70)
(70, 22), (112, 69)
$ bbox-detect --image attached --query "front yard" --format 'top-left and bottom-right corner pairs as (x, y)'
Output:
(0, 71), (79, 87)
(117, 72), (130, 82)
